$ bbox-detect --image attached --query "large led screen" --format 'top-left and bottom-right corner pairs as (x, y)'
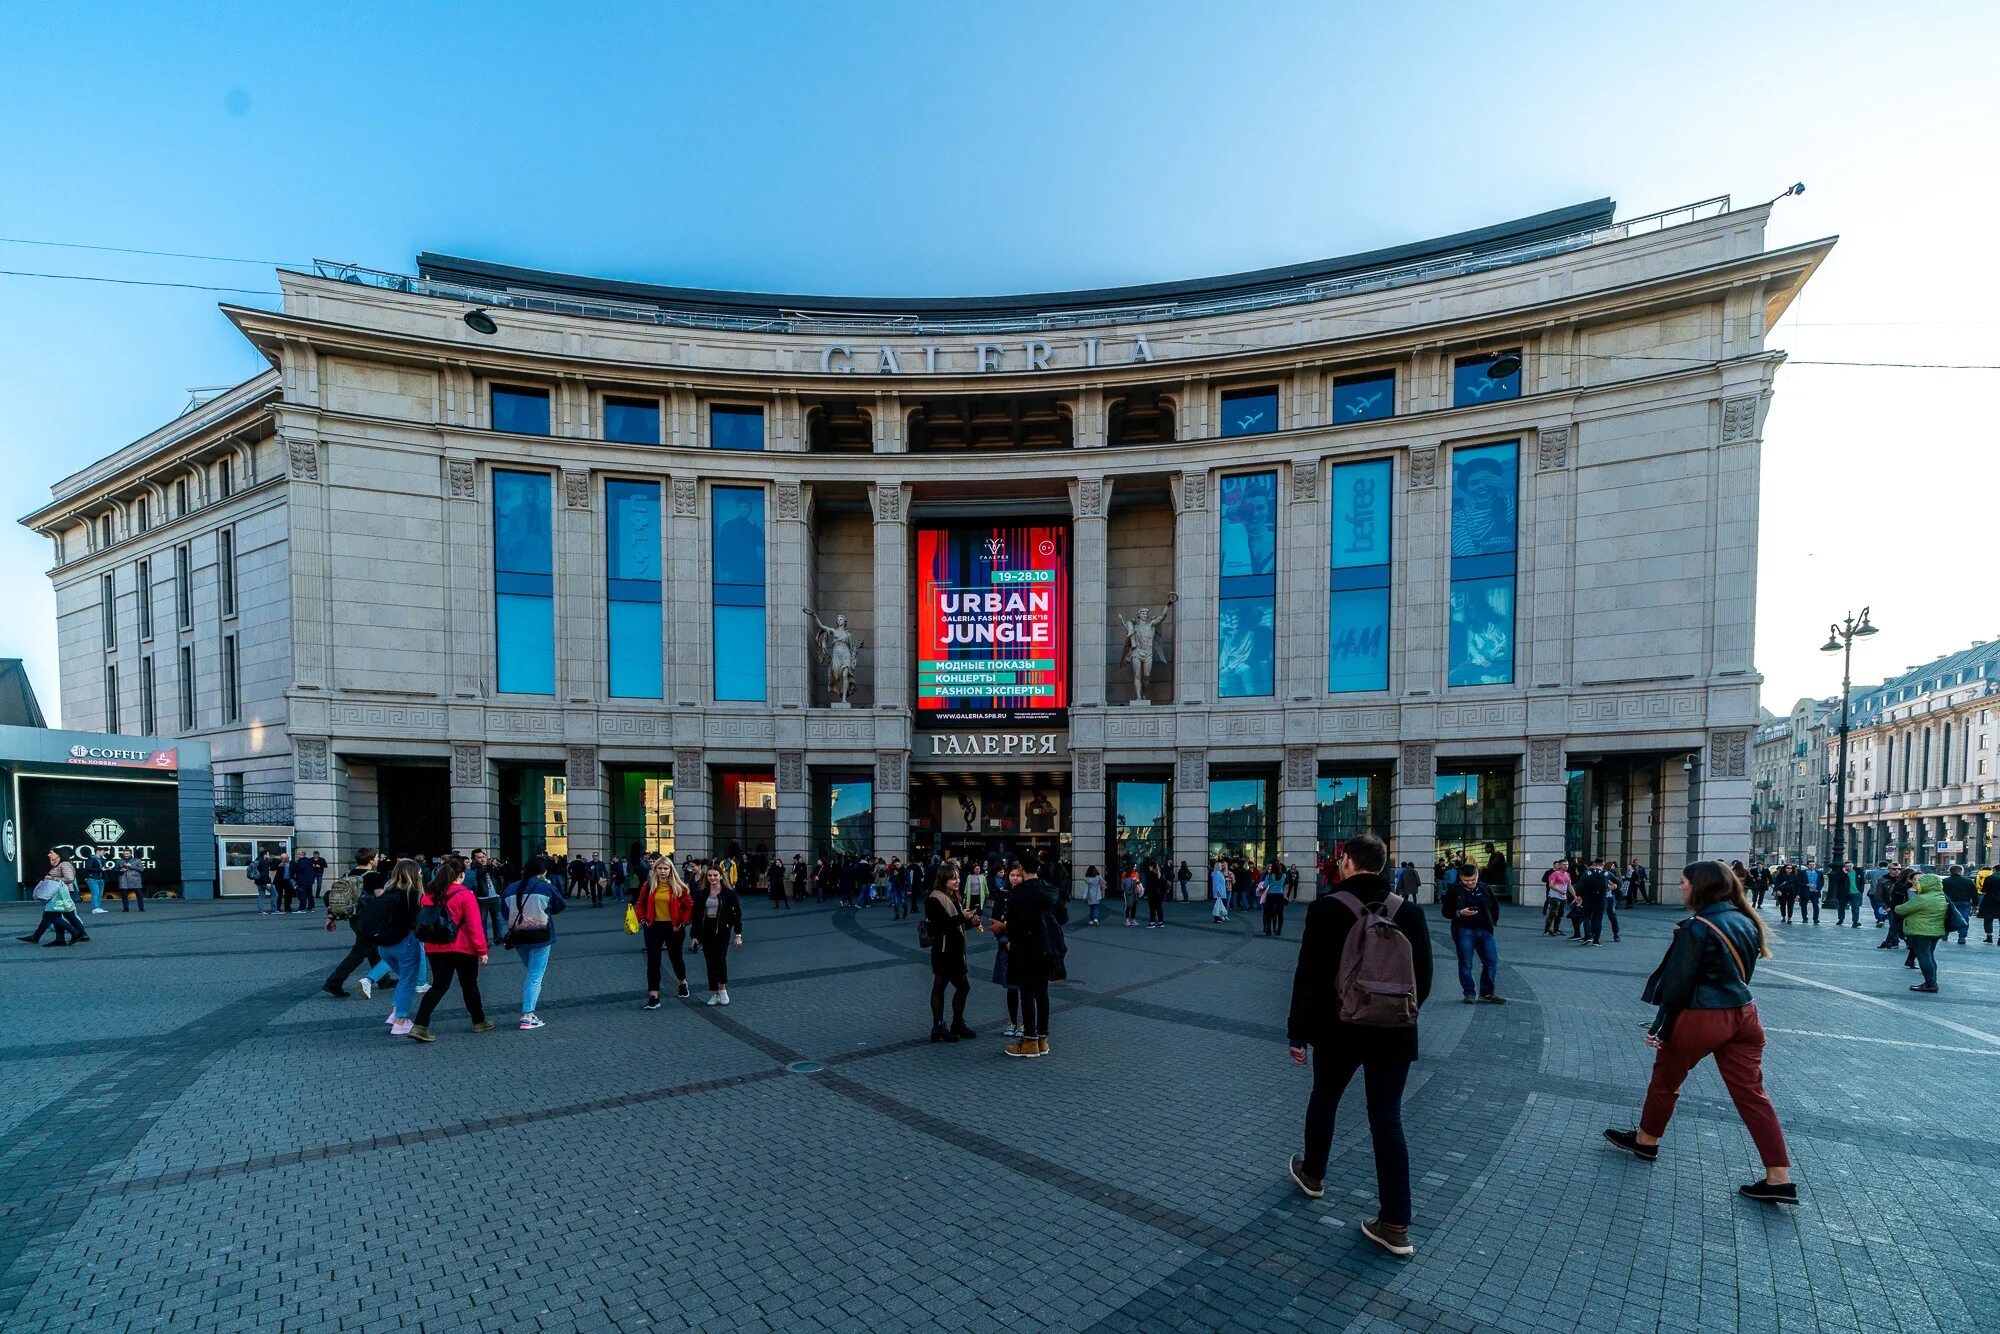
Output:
(916, 524), (1069, 721)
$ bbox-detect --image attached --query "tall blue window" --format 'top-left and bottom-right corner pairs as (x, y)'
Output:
(606, 480), (663, 699)
(1218, 471), (1277, 697)
(1448, 442), (1519, 687)
(1332, 371), (1395, 423)
(1328, 458), (1391, 692)
(494, 470), (555, 694)
(711, 486), (767, 701)
(1453, 352), (1520, 407)
(492, 385), (552, 435)
(605, 396), (662, 445)
(711, 405), (765, 451)
(1219, 387), (1279, 438)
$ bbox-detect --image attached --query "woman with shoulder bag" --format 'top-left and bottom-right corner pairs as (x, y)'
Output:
(637, 858), (695, 1009)
(18, 850), (88, 946)
(369, 859), (426, 1036)
(503, 855), (567, 1030)
(1082, 865), (1104, 926)
(1603, 861), (1796, 1205)
(998, 854), (1065, 1059)
(924, 862), (983, 1043)
(694, 865), (743, 1006)
(409, 855), (491, 1042)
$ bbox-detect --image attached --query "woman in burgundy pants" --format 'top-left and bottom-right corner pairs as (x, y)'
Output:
(1603, 860), (1797, 1205)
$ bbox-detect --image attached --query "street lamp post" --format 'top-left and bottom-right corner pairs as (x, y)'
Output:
(1820, 608), (1879, 869)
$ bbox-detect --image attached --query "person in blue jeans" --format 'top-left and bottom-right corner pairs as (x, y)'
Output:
(503, 856), (567, 1030)
(1798, 862), (1822, 925)
(1440, 872), (1505, 1004)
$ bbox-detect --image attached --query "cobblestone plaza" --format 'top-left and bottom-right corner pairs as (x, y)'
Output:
(3, 898), (1994, 1333)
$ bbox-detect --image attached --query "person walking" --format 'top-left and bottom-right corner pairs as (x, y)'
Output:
(1829, 861), (1860, 927)
(251, 852), (276, 916)
(1981, 864), (2000, 944)
(289, 848), (319, 912)
(694, 865), (743, 1005)
(1799, 861), (1822, 925)
(1121, 862), (1142, 926)
(1576, 858), (1611, 945)
(1896, 873), (1949, 993)
(1880, 869), (1912, 950)
(362, 859), (426, 1035)
(1941, 864), (1976, 946)
(1143, 858), (1168, 929)
(1079, 865), (1104, 926)
(1441, 868), (1505, 1004)
(1285, 834), (1433, 1258)
(1210, 859), (1231, 924)
(463, 849), (504, 947)
(502, 856), (566, 1030)
(322, 849), (388, 997)
(108, 853), (146, 913)
(83, 850), (108, 914)
(997, 854), (1065, 1058)
(636, 857), (695, 1008)
(1176, 860), (1192, 902)
(1603, 860), (1796, 1206)
(924, 863), (982, 1043)
(1542, 859), (1572, 936)
(1261, 863), (1290, 937)
(20, 851), (90, 946)
(409, 856), (491, 1042)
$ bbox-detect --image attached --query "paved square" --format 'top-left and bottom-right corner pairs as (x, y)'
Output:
(2, 895), (1996, 1333)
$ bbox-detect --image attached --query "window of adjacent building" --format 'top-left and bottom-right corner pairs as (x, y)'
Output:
(1331, 371), (1396, 424)
(1453, 351), (1521, 406)
(217, 457), (234, 499)
(136, 558), (153, 641)
(222, 633), (241, 724)
(1217, 471), (1277, 698)
(493, 470), (555, 694)
(605, 479), (663, 699)
(178, 644), (195, 729)
(1219, 387), (1279, 438)
(711, 404), (765, 452)
(1448, 441), (1519, 686)
(174, 543), (192, 630)
(100, 572), (116, 650)
(140, 655), (157, 734)
(218, 528), (237, 618)
(1110, 776), (1170, 871)
(711, 486), (767, 701)
(99, 513), (113, 549)
(1921, 728), (1932, 787)
(604, 396), (663, 446)
(175, 477), (191, 516)
(1328, 458), (1392, 693)
(492, 385), (552, 436)
(1941, 725), (1951, 783)
(104, 663), (119, 731)
(135, 495), (150, 533)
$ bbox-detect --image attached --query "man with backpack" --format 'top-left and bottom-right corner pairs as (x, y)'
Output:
(1440, 867), (1505, 1004)
(1285, 833), (1433, 1258)
(322, 850), (389, 998)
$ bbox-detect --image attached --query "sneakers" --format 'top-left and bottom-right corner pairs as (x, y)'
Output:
(676, 983), (690, 999)
(390, 1018), (414, 1037)
(358, 977), (373, 1000)
(385, 1010), (397, 1026)
(1910, 982), (1939, 993)
(950, 1020), (978, 1041)
(471, 1020), (496, 1034)
(1360, 1217), (1414, 1257)
(1288, 1154), (1324, 1199)
(407, 1025), (435, 1043)
(643, 997), (662, 1011)
(1004, 1024), (1023, 1039)
(718, 990), (730, 1006)
(1462, 995), (1478, 1004)
(519, 1015), (545, 1030)
(1738, 1179), (1799, 1206)
(931, 1021), (953, 1043)
(1479, 995), (1508, 1005)
(1003, 1039), (1041, 1058)
(707, 994), (722, 1006)
(91, 907), (107, 914)
(415, 983), (431, 994)
(1602, 1128), (1659, 1162)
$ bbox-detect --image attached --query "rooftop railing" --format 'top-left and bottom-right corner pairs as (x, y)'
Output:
(300, 195), (1731, 340)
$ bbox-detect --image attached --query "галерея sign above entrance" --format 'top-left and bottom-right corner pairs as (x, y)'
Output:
(818, 335), (1157, 375)
(914, 732), (1068, 767)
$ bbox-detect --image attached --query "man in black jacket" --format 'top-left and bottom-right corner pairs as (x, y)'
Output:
(1440, 873), (1505, 1004)
(1576, 859), (1612, 945)
(1285, 834), (1433, 1258)
(321, 850), (388, 998)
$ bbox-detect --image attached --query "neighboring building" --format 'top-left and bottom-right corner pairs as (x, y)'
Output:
(0, 659), (48, 728)
(21, 194), (1832, 894)
(1750, 713), (1790, 862)
(1830, 640), (2000, 868)
(0, 724), (214, 898)
(1753, 696), (1837, 862)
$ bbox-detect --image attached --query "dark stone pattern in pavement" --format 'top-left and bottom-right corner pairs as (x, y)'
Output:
(1, 896), (1995, 1333)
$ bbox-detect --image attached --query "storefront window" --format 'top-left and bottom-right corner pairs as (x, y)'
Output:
(606, 479), (663, 699)
(814, 773), (874, 859)
(1434, 767), (1515, 896)
(1448, 442), (1518, 687)
(1111, 777), (1170, 873)
(1316, 772), (1390, 862)
(1209, 774), (1274, 866)
(1564, 767), (1592, 863)
(715, 769), (776, 858)
(1328, 458), (1391, 693)
(494, 469), (555, 694)
(1218, 471), (1277, 697)
(608, 768), (675, 865)
(501, 765), (568, 867)
(711, 487), (767, 701)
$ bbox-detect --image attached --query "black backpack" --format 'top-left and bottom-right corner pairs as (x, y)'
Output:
(412, 891), (460, 945)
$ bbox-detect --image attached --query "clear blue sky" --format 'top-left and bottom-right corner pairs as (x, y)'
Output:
(4, 1), (1995, 723)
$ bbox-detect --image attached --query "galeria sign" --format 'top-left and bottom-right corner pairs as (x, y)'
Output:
(819, 335), (1157, 375)
(925, 733), (1062, 758)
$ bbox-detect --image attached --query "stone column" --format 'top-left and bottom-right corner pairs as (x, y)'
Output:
(1283, 460), (1325, 703)
(1657, 757), (1692, 873)
(775, 750), (809, 860)
(1518, 740), (1567, 892)
(558, 467), (600, 703)
(1392, 742), (1437, 903)
(873, 750), (909, 862)
(1628, 766), (1657, 888)
(1172, 748), (1210, 877)
(1279, 746), (1318, 896)
(291, 737), (347, 863)
(1071, 750), (1107, 878)
(1069, 478), (1112, 710)
(1172, 471), (1213, 705)
(348, 763), (381, 858)
(283, 433), (331, 690)
(563, 746), (608, 862)
(871, 483), (911, 710)
(1401, 446), (1446, 696)
(674, 749), (711, 860)
(1527, 426), (1574, 690)
(667, 477), (706, 707)
(772, 483), (814, 710)
(1698, 728), (1753, 866)
(450, 742), (498, 855)
(443, 457), (484, 696)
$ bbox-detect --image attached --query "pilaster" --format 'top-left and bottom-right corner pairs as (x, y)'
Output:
(1069, 477), (1112, 710)
(1172, 749), (1210, 875)
(1698, 728), (1752, 864)
(1527, 425), (1574, 689)
(772, 483), (814, 709)
(1392, 742), (1437, 902)
(1282, 460), (1324, 702)
(1071, 750), (1107, 876)
(1171, 471), (1213, 705)
(1401, 445), (1445, 697)
(292, 737), (347, 863)
(1519, 739), (1567, 889)
(1279, 746), (1318, 894)
(450, 742), (499, 853)
(871, 483), (911, 710)
(873, 750), (909, 861)
(444, 455), (483, 696)
(776, 750), (809, 858)
(667, 476), (706, 707)
(563, 746), (607, 861)
(559, 467), (599, 702)
(283, 431), (330, 690)
(674, 749), (711, 859)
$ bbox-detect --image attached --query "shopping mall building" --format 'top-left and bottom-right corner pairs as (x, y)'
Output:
(21, 195), (1832, 894)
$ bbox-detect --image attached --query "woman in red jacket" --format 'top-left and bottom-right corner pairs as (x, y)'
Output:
(409, 855), (491, 1042)
(637, 857), (696, 1009)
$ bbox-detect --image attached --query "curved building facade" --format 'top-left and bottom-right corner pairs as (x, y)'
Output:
(24, 195), (1832, 894)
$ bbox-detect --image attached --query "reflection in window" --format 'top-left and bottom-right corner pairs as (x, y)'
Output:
(716, 769), (777, 856)
(1331, 372), (1395, 423)
(1315, 773), (1389, 861)
(1328, 459), (1391, 692)
(1209, 775), (1273, 866)
(1453, 352), (1520, 406)
(606, 480), (662, 698)
(1112, 777), (1170, 873)
(1448, 442), (1518, 686)
(1219, 387), (1279, 438)
(494, 470), (555, 694)
(711, 486), (767, 701)
(1218, 471), (1277, 697)
(492, 385), (552, 435)
(605, 396), (662, 445)
(712, 405), (765, 451)
(609, 769), (675, 862)
(1434, 768), (1514, 895)
(816, 773), (875, 859)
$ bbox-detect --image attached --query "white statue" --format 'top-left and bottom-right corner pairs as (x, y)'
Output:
(1118, 592), (1177, 702)
(805, 607), (863, 705)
